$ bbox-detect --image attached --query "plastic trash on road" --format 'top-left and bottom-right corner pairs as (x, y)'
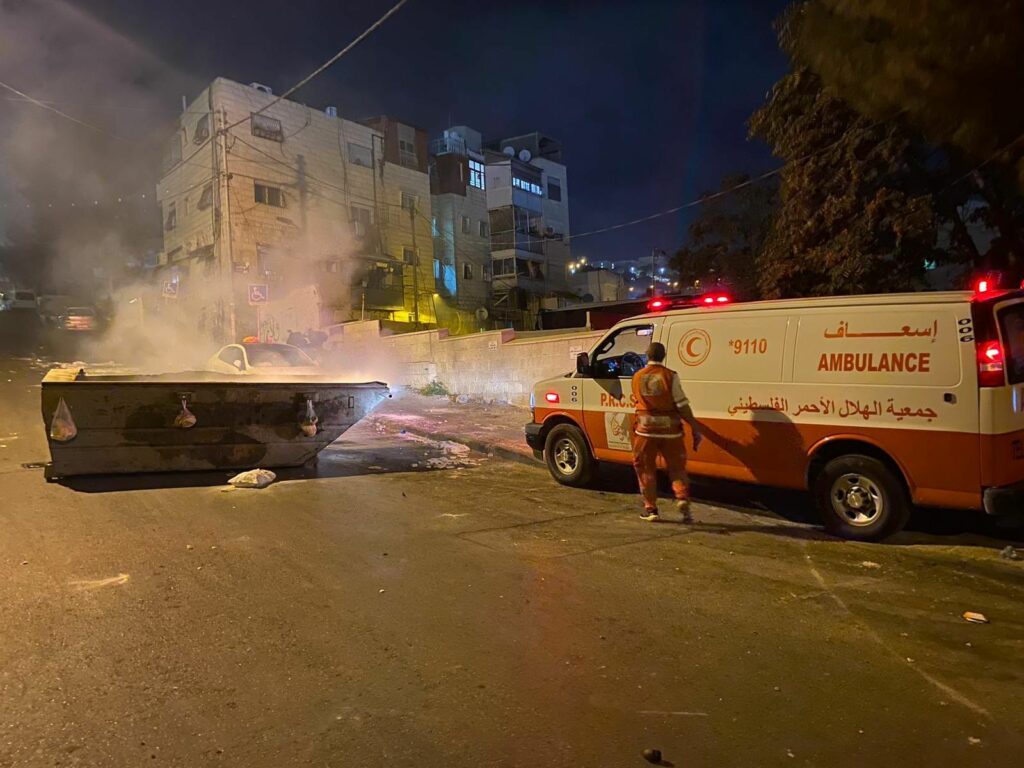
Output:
(49, 397), (77, 442)
(228, 469), (276, 489)
(962, 611), (989, 624)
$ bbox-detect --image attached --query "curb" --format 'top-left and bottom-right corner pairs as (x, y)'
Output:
(375, 418), (539, 467)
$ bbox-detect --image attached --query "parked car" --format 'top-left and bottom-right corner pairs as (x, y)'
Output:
(57, 306), (98, 332)
(1, 289), (38, 311)
(205, 342), (321, 375)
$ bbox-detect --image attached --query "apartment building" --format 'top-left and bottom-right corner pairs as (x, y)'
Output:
(484, 131), (572, 326)
(429, 126), (571, 329)
(429, 126), (493, 320)
(155, 77), (435, 342)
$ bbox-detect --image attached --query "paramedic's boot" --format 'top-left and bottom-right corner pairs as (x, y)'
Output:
(676, 498), (694, 524)
(639, 507), (660, 522)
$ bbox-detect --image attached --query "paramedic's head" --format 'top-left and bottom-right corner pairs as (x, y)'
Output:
(646, 342), (667, 363)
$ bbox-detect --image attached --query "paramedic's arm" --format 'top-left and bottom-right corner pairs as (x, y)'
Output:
(672, 374), (703, 451)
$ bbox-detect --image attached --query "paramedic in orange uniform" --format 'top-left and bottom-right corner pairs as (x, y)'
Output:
(631, 342), (703, 522)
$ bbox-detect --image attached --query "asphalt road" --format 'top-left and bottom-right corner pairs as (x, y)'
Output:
(1, 332), (1024, 766)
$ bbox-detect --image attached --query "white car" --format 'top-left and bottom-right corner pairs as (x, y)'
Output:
(0, 289), (38, 311)
(206, 342), (321, 375)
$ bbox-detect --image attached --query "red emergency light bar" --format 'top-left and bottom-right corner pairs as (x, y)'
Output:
(646, 293), (732, 312)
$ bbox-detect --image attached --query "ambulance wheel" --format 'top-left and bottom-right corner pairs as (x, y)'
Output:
(813, 455), (910, 541)
(545, 424), (595, 487)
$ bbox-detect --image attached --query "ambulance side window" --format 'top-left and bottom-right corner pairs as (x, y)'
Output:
(592, 325), (654, 378)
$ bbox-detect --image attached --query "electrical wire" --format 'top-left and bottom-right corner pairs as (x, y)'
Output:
(222, 0), (413, 135)
(0, 78), (127, 142)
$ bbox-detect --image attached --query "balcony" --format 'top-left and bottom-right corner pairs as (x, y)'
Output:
(430, 135), (467, 156)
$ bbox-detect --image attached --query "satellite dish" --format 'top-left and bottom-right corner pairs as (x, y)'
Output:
(474, 307), (489, 322)
(502, 146), (515, 157)
(518, 149), (532, 162)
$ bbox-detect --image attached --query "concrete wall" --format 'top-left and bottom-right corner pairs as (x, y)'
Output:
(326, 320), (603, 406)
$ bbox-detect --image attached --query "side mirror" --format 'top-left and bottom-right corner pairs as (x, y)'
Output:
(232, 359), (244, 371)
(575, 352), (591, 377)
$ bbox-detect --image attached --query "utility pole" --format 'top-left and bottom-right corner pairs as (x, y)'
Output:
(296, 154), (309, 235)
(651, 247), (664, 298)
(410, 201), (420, 329)
(212, 96), (236, 342)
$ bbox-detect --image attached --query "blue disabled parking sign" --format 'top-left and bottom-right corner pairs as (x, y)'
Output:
(248, 284), (269, 305)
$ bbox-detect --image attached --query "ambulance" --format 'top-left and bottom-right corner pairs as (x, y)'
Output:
(525, 289), (1024, 540)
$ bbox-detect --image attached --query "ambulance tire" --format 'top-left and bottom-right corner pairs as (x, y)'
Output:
(814, 455), (910, 541)
(545, 424), (596, 487)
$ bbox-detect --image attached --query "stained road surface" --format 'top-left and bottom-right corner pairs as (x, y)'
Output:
(1, 353), (1023, 767)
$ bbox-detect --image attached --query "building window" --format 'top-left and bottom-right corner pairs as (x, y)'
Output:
(254, 182), (286, 208)
(433, 258), (441, 280)
(351, 204), (372, 237)
(162, 134), (182, 172)
(193, 114), (210, 144)
(547, 176), (562, 202)
(468, 159), (486, 190)
(251, 113), (284, 142)
(400, 192), (417, 212)
(431, 217), (439, 237)
(463, 263), (474, 280)
(403, 247), (417, 265)
(478, 220), (488, 237)
(462, 216), (471, 235)
(399, 138), (417, 168)
(512, 177), (544, 195)
(348, 142), (372, 168)
(198, 183), (214, 211)
(164, 201), (177, 231)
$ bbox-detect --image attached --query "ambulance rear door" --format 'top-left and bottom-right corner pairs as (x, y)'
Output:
(976, 291), (1024, 495)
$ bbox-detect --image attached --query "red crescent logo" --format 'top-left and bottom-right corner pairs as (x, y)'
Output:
(679, 329), (711, 366)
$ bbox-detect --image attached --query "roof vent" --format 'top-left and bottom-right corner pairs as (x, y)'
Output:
(325, 106), (338, 118)
(250, 82), (273, 95)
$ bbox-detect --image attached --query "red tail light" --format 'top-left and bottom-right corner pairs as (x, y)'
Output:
(544, 391), (560, 404)
(647, 298), (667, 311)
(976, 278), (990, 294)
(978, 340), (1005, 387)
(702, 296), (714, 304)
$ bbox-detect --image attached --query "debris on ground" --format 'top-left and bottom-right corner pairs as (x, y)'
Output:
(641, 748), (662, 764)
(999, 545), (1021, 561)
(227, 469), (276, 489)
(859, 561), (882, 569)
(962, 611), (989, 624)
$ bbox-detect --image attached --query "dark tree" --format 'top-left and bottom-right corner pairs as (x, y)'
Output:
(670, 173), (779, 298)
(788, 0), (1024, 277)
(750, 67), (944, 297)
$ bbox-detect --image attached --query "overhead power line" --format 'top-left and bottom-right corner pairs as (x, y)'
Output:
(0, 78), (127, 142)
(222, 0), (413, 134)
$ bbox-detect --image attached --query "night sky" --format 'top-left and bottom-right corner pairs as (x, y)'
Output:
(73, 0), (789, 264)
